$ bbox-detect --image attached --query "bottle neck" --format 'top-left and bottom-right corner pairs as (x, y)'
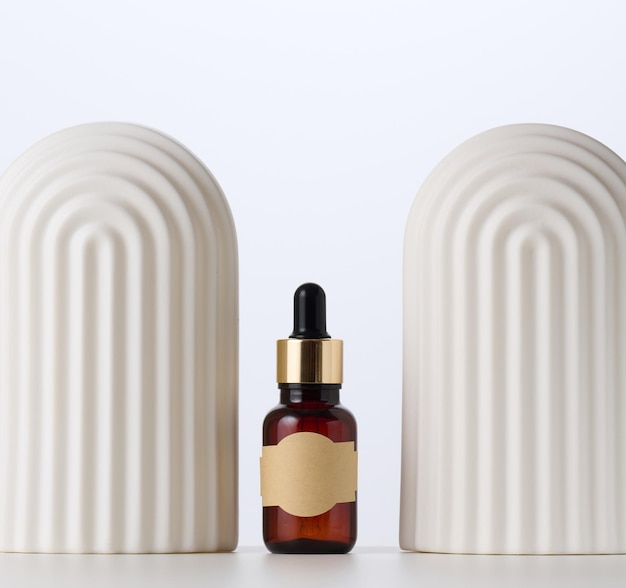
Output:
(278, 383), (341, 405)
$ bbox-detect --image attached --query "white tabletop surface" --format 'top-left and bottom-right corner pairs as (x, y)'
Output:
(2, 546), (626, 588)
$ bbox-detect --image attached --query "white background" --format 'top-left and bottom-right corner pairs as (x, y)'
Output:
(1, 0), (626, 549)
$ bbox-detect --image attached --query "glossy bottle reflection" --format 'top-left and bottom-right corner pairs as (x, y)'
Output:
(263, 384), (357, 553)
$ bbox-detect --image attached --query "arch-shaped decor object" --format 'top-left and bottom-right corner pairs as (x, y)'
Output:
(401, 124), (626, 554)
(0, 123), (238, 553)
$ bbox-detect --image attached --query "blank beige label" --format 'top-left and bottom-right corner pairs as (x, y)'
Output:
(260, 432), (357, 517)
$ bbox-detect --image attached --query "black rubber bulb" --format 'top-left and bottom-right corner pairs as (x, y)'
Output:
(290, 283), (331, 339)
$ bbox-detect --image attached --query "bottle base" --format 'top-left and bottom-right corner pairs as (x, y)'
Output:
(265, 538), (355, 554)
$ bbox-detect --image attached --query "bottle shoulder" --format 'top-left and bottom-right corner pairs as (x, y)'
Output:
(263, 401), (357, 445)
(263, 401), (355, 423)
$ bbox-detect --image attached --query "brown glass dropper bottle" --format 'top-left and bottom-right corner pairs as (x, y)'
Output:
(260, 283), (357, 554)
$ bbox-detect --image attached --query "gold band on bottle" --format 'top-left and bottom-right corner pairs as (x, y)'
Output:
(276, 339), (343, 384)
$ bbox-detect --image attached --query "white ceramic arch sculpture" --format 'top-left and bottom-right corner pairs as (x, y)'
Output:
(0, 123), (238, 553)
(401, 124), (626, 554)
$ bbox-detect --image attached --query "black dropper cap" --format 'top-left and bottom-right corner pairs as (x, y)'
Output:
(289, 283), (331, 339)
(277, 283), (342, 383)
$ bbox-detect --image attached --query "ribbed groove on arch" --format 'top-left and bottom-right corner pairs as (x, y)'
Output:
(402, 124), (626, 554)
(0, 124), (237, 553)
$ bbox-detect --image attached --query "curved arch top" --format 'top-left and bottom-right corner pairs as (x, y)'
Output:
(0, 123), (238, 553)
(401, 124), (626, 554)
